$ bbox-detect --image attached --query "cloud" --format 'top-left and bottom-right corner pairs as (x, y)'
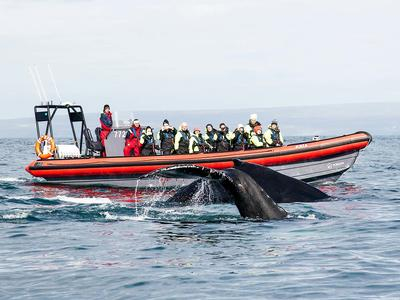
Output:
(0, 0), (400, 119)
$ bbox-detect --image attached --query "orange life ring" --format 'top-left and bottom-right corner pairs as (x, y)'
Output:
(35, 135), (56, 159)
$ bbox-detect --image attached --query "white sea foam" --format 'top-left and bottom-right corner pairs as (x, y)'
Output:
(4, 194), (112, 204)
(57, 196), (112, 204)
(0, 177), (25, 183)
(1, 211), (29, 220)
(101, 211), (146, 221)
(297, 214), (317, 220)
(6, 195), (32, 200)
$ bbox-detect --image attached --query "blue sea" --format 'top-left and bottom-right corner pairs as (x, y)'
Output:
(0, 136), (399, 299)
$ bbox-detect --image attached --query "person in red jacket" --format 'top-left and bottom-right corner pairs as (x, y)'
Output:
(99, 104), (113, 156)
(123, 119), (142, 157)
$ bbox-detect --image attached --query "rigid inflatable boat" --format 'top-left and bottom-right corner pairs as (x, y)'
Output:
(25, 104), (372, 188)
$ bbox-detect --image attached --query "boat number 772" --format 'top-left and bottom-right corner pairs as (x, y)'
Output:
(114, 130), (127, 138)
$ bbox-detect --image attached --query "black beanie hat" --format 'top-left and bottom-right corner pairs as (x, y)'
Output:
(163, 119), (169, 125)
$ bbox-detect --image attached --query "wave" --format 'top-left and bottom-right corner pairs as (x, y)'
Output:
(296, 213), (317, 220)
(0, 199), (331, 223)
(0, 177), (26, 183)
(287, 208), (331, 221)
(1, 211), (30, 220)
(4, 195), (32, 200)
(101, 211), (146, 221)
(2, 195), (112, 205)
(57, 195), (112, 204)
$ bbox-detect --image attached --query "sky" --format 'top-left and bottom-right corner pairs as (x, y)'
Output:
(0, 0), (399, 119)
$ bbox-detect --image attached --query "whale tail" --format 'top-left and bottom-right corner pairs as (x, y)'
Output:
(143, 160), (329, 220)
(232, 160), (328, 203)
(164, 167), (287, 220)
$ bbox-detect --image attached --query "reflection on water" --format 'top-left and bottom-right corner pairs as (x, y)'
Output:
(317, 181), (362, 197)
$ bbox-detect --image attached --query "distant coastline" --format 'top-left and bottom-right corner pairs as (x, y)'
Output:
(1, 102), (399, 138)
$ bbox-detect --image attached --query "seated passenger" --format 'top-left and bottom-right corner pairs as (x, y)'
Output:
(204, 124), (218, 152)
(216, 123), (233, 152)
(189, 128), (208, 154)
(264, 119), (284, 147)
(244, 113), (261, 137)
(231, 124), (248, 151)
(174, 122), (191, 154)
(123, 119), (142, 157)
(140, 126), (158, 156)
(157, 119), (177, 155)
(99, 104), (113, 156)
(250, 126), (265, 149)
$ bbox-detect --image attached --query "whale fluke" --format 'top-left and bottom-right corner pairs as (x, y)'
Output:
(143, 160), (329, 220)
(232, 160), (328, 203)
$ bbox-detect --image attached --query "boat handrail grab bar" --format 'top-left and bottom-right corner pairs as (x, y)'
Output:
(33, 104), (88, 155)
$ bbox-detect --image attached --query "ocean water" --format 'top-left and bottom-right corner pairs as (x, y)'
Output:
(0, 136), (399, 299)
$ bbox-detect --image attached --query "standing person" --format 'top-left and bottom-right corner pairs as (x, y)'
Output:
(189, 128), (209, 154)
(264, 119), (284, 147)
(204, 124), (218, 152)
(216, 123), (233, 152)
(123, 119), (142, 157)
(174, 122), (191, 154)
(244, 113), (261, 137)
(250, 125), (265, 149)
(99, 104), (113, 156)
(231, 124), (248, 151)
(140, 126), (158, 156)
(157, 119), (177, 155)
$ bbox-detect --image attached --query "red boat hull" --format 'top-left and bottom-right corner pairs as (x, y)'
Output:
(25, 131), (372, 187)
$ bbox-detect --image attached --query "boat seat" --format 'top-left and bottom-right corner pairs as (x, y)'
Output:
(95, 127), (102, 143)
(57, 144), (81, 159)
(84, 128), (104, 156)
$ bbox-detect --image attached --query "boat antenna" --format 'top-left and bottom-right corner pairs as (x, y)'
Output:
(34, 65), (49, 103)
(28, 66), (43, 102)
(47, 64), (62, 103)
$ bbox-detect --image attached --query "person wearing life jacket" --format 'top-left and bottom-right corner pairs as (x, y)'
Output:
(231, 124), (248, 151)
(99, 104), (113, 156)
(204, 124), (218, 152)
(189, 128), (210, 154)
(174, 122), (191, 154)
(140, 126), (159, 156)
(216, 123), (233, 152)
(244, 113), (261, 137)
(157, 119), (177, 155)
(123, 119), (142, 157)
(250, 125), (265, 149)
(264, 119), (284, 147)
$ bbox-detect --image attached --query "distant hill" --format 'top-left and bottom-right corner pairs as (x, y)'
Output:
(1, 102), (399, 138)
